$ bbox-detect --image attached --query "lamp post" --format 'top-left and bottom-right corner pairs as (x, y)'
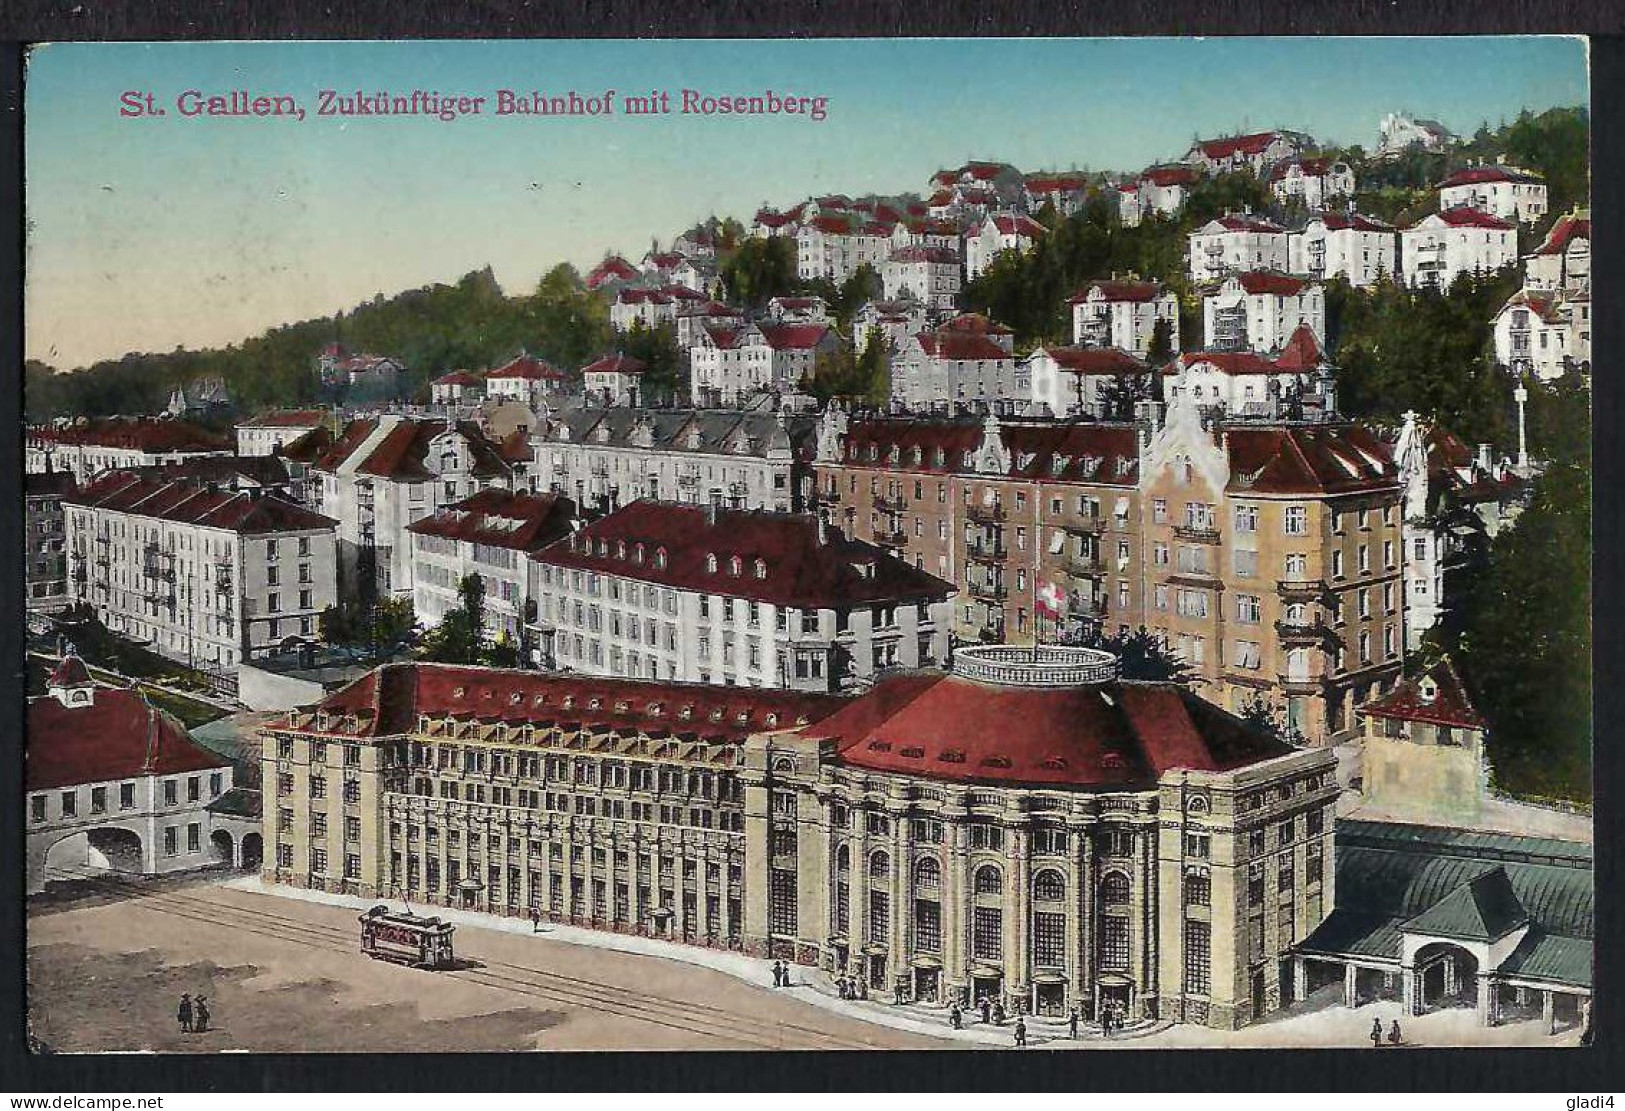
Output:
(1513, 378), (1530, 473)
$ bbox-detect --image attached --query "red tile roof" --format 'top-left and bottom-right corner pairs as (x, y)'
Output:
(1142, 165), (1198, 188)
(760, 323), (834, 351)
(1208, 214), (1286, 234)
(316, 418), (510, 481)
(586, 255), (639, 289)
(64, 472), (337, 534)
(582, 353), (648, 377)
(989, 213), (1047, 237)
(1070, 279), (1166, 304)
(1425, 206), (1516, 231)
(941, 313), (1012, 336)
(1439, 165), (1542, 189)
(1271, 325), (1328, 372)
(1033, 346), (1149, 375)
(1531, 213), (1590, 256)
(297, 662), (847, 745)
(753, 209), (797, 228)
(34, 419), (230, 454)
(1232, 270), (1312, 297)
(488, 353), (565, 381)
(533, 501), (954, 608)
(809, 671), (1292, 788)
(1025, 174), (1089, 193)
(1318, 211), (1395, 233)
(241, 409), (328, 429)
(29, 686), (229, 791)
(432, 370), (484, 387)
(838, 418), (1141, 486)
(278, 425), (336, 464)
(407, 489), (575, 552)
(1359, 659), (1486, 730)
(916, 332), (1012, 361)
(1223, 424), (1399, 495)
(1174, 350), (1283, 376)
(1194, 131), (1293, 160)
(1267, 156), (1338, 182)
(50, 655), (92, 688)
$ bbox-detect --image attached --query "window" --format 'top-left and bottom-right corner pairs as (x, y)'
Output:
(1234, 505), (1258, 533)
(1184, 833), (1211, 858)
(1236, 594), (1261, 623)
(30, 796), (44, 823)
(120, 783), (135, 810)
(972, 906), (1002, 960)
(769, 868), (797, 935)
(973, 864), (1003, 896)
(1185, 869), (1211, 907)
(1183, 920), (1211, 995)
(868, 890), (890, 944)
(1234, 548), (1258, 578)
(1153, 499), (1167, 523)
(163, 780), (178, 806)
(1033, 911), (1066, 967)
(915, 898), (942, 953)
(1284, 506), (1307, 535)
(187, 823), (201, 853)
(164, 827), (179, 856)
(60, 790), (77, 818)
(1033, 869), (1066, 901)
(1234, 640), (1262, 670)
(1100, 916), (1129, 970)
(91, 786), (107, 814)
(1101, 870), (1130, 904)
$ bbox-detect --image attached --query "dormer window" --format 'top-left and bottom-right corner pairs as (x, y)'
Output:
(933, 447), (946, 467)
(1418, 677), (1438, 704)
(616, 540), (627, 559)
(655, 547), (668, 570)
(911, 447), (923, 465)
(706, 553), (718, 573)
(634, 543), (645, 564)
(753, 558), (767, 579)
(729, 555), (743, 577)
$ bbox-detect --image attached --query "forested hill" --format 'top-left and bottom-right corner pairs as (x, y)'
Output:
(25, 264), (613, 422)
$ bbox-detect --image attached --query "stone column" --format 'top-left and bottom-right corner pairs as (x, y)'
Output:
(1543, 990), (1556, 1035)
(1074, 824), (1090, 1013)
(1477, 973), (1497, 1027)
(1402, 964), (1419, 1016)
(1344, 963), (1358, 1009)
(1293, 957), (1308, 1005)
(1442, 954), (1457, 998)
(1008, 825), (1030, 1013)
(893, 807), (912, 999)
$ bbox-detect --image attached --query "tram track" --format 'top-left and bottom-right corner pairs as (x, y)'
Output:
(32, 867), (895, 1050)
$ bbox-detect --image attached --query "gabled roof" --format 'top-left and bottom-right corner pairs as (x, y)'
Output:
(1070, 279), (1166, 304)
(586, 255), (640, 289)
(1415, 206), (1516, 232)
(1174, 350), (1283, 377)
(28, 687), (229, 791)
(240, 409), (328, 429)
(1223, 423), (1400, 495)
(1141, 165), (1198, 188)
(431, 370), (485, 387)
(916, 332), (1012, 362)
(941, 312), (1012, 336)
(49, 654), (92, 688)
(582, 353), (648, 377)
(1316, 211), (1395, 233)
(1401, 866), (1530, 941)
(840, 417), (1142, 487)
(759, 323), (835, 352)
(1201, 213), (1287, 235)
(1359, 658), (1486, 729)
(298, 662), (846, 745)
(533, 501), (955, 609)
(1530, 213), (1590, 256)
(1031, 346), (1149, 375)
(1193, 131), (1298, 160)
(1271, 324), (1328, 372)
(1230, 270), (1312, 297)
(487, 353), (565, 381)
(33, 418), (231, 455)
(63, 472), (337, 534)
(808, 671), (1293, 789)
(1267, 155), (1341, 181)
(986, 212), (1047, 237)
(1439, 165), (1543, 188)
(316, 418), (511, 481)
(407, 489), (576, 553)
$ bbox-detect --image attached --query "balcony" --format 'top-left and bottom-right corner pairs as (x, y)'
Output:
(874, 525), (908, 547)
(1277, 672), (1324, 695)
(818, 486), (843, 504)
(966, 535), (1007, 562)
(1173, 524), (1222, 545)
(966, 502), (1006, 524)
(1064, 552), (1104, 579)
(968, 579), (1008, 602)
(873, 493), (907, 512)
(1061, 514), (1102, 536)
(1068, 593), (1106, 619)
(1277, 578), (1329, 599)
(1275, 618), (1336, 644)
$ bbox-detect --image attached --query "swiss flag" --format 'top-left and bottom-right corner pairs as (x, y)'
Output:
(1036, 579), (1065, 618)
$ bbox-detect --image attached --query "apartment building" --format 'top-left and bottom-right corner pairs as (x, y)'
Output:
(530, 407), (815, 516)
(890, 315), (1021, 413)
(527, 501), (954, 689)
(581, 354), (647, 407)
(484, 353), (569, 410)
(1117, 166), (1198, 227)
(1400, 207), (1518, 290)
(26, 419), (233, 484)
(64, 472), (339, 682)
(236, 410), (330, 458)
(964, 211), (1048, 281)
(1437, 164), (1549, 225)
(1186, 130), (1313, 176)
(26, 471), (76, 614)
(1139, 397), (1405, 744)
(1266, 157), (1355, 210)
(1522, 210), (1590, 293)
(689, 322), (842, 408)
(260, 646), (1338, 1030)
(1202, 271), (1326, 353)
(1069, 278), (1181, 357)
(881, 246), (963, 312)
(408, 489), (577, 645)
(307, 416), (514, 600)
(812, 409), (1145, 648)
(1189, 214), (1290, 284)
(1026, 346), (1152, 419)
(1491, 288), (1590, 381)
(1288, 212), (1398, 287)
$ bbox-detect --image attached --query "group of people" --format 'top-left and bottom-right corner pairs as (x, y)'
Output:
(175, 993), (211, 1035)
(1100, 1000), (1129, 1035)
(834, 974), (868, 1000)
(770, 960), (796, 989)
(1370, 1018), (1403, 1047)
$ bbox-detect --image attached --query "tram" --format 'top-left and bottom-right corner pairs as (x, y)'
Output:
(358, 904), (456, 969)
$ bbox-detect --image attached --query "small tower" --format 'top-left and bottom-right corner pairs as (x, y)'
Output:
(47, 645), (96, 709)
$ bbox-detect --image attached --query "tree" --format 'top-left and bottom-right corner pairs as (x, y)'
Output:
(720, 237), (799, 308)
(1452, 460), (1591, 802)
(618, 320), (684, 403)
(1080, 625), (1194, 685)
(1146, 317), (1175, 365)
(1237, 693), (1304, 747)
(419, 573), (487, 664)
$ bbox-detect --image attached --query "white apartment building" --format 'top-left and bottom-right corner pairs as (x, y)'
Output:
(26, 653), (242, 894)
(795, 216), (892, 283)
(26, 419), (233, 484)
(1068, 278), (1181, 356)
(852, 299), (935, 355)
(484, 353), (569, 410)
(1267, 157), (1355, 210)
(1400, 207), (1518, 290)
(881, 246), (963, 311)
(582, 353), (647, 407)
(1188, 214), (1290, 283)
(1203, 271), (1326, 353)
(1185, 130), (1312, 175)
(964, 211), (1047, 281)
(1288, 212), (1398, 287)
(430, 371), (485, 407)
(1376, 113), (1455, 156)
(236, 410), (329, 458)
(764, 296), (830, 324)
(889, 217), (962, 256)
(1437, 165), (1549, 225)
(1116, 165), (1199, 228)
(408, 488), (577, 645)
(530, 407), (815, 516)
(64, 472), (339, 679)
(1523, 210), (1590, 293)
(307, 416), (515, 600)
(526, 501), (955, 690)
(890, 317), (1021, 413)
(689, 322), (842, 408)
(1163, 344), (1331, 418)
(1491, 288), (1590, 381)
(1025, 345), (1151, 419)
(675, 300), (745, 349)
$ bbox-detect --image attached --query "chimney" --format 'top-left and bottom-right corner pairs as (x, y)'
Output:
(816, 515), (828, 546)
(1476, 442), (1493, 472)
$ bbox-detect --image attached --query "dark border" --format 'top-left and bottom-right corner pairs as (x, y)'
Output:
(1, 15), (1620, 1095)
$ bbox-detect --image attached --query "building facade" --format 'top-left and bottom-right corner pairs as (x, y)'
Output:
(1202, 271), (1326, 353)
(527, 501), (955, 689)
(890, 316), (1021, 413)
(26, 419), (233, 484)
(1069, 279), (1181, 357)
(1026, 346), (1152, 420)
(236, 410), (330, 457)
(26, 471), (76, 614)
(1288, 213), (1398, 287)
(881, 246), (963, 312)
(1400, 208), (1519, 290)
(1189, 215), (1291, 284)
(1437, 165), (1549, 225)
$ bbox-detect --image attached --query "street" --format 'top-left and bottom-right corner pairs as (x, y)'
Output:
(26, 873), (947, 1052)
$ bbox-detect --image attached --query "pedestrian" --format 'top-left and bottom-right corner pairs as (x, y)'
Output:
(979, 996), (992, 1024)
(177, 994), (193, 1034)
(992, 1000), (1006, 1026)
(1069, 1006), (1080, 1039)
(837, 977), (848, 1000)
(1388, 1019), (1402, 1046)
(857, 976), (867, 1000)
(530, 907), (541, 933)
(194, 996), (211, 1034)
(1370, 1017), (1383, 1048)
(950, 1004), (962, 1030)
(772, 960), (784, 988)
(1014, 1017), (1027, 1048)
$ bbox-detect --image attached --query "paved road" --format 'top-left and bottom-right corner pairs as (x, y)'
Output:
(27, 873), (948, 1052)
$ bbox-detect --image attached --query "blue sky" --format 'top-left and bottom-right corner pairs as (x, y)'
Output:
(25, 37), (1587, 369)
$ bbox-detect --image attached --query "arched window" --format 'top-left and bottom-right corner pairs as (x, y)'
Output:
(974, 864), (1003, 896)
(869, 850), (891, 882)
(754, 558), (767, 579)
(1101, 870), (1131, 905)
(729, 555), (743, 577)
(705, 552), (718, 573)
(914, 857), (941, 895)
(835, 844), (850, 872)
(1033, 868), (1066, 902)
(771, 756), (796, 775)
(654, 547), (668, 569)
